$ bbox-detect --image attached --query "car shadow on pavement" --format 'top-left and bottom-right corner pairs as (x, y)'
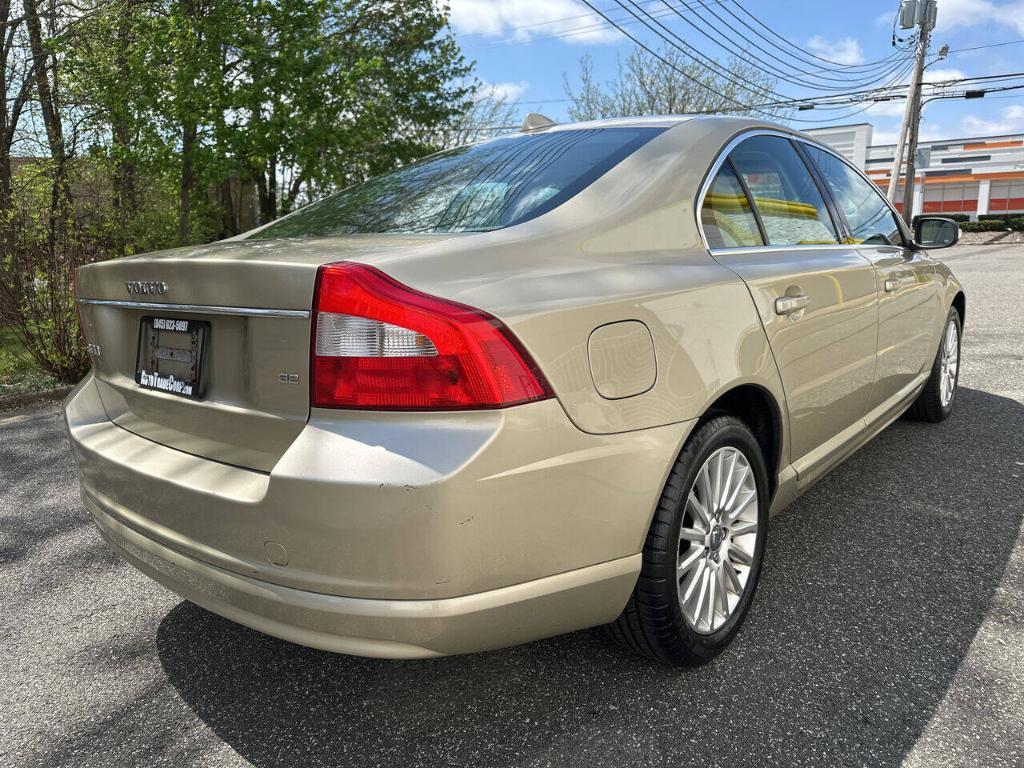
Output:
(157, 387), (1024, 768)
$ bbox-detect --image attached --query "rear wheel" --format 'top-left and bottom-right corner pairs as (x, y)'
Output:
(609, 415), (769, 665)
(906, 307), (961, 423)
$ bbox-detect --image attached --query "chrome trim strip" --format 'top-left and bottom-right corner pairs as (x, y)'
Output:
(77, 298), (310, 319)
(709, 243), (864, 257)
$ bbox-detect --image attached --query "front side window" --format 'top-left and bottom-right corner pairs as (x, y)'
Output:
(701, 163), (764, 248)
(250, 128), (664, 239)
(729, 136), (839, 246)
(802, 144), (904, 246)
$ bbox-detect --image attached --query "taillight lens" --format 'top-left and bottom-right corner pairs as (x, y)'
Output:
(311, 262), (553, 410)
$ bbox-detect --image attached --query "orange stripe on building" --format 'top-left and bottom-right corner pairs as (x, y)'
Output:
(923, 174), (975, 184)
(974, 170), (1024, 181)
(963, 140), (1023, 151)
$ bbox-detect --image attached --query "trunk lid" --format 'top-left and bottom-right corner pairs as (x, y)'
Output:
(75, 236), (442, 471)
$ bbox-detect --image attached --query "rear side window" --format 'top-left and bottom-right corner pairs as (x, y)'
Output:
(802, 144), (904, 247)
(250, 128), (664, 238)
(729, 136), (839, 246)
(701, 163), (764, 248)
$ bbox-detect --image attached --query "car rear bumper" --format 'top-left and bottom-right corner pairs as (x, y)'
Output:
(86, 492), (640, 658)
(66, 373), (691, 656)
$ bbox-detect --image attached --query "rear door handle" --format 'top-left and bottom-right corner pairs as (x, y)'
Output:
(775, 294), (810, 316)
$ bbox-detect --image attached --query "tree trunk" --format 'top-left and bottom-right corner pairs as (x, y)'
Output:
(179, 119), (197, 244)
(23, 0), (71, 214)
(111, 2), (137, 224)
(257, 157), (277, 223)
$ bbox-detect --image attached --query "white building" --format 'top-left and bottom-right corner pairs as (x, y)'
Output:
(806, 124), (1024, 220)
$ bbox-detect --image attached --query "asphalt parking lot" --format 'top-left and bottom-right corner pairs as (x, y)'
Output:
(2, 243), (1023, 768)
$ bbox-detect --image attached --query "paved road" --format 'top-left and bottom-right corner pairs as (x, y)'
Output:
(2, 244), (1022, 768)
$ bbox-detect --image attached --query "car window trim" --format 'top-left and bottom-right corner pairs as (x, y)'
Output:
(796, 139), (912, 249)
(722, 157), (768, 247)
(695, 127), (912, 253)
(791, 139), (850, 244)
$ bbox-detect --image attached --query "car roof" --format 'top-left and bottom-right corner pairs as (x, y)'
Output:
(532, 114), (785, 133)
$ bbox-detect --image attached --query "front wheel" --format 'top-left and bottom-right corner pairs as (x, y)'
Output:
(906, 307), (962, 423)
(608, 415), (769, 665)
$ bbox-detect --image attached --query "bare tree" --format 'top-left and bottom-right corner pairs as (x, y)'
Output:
(564, 48), (783, 121)
(433, 88), (518, 150)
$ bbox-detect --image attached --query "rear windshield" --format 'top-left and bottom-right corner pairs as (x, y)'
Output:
(249, 127), (664, 238)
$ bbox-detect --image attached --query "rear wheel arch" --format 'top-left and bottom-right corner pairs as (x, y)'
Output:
(700, 384), (782, 500)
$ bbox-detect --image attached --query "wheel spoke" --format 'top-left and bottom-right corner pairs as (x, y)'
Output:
(719, 450), (738, 511)
(697, 465), (713, 511)
(730, 545), (754, 566)
(703, 571), (715, 628)
(678, 546), (704, 578)
(680, 527), (705, 543)
(723, 559), (743, 593)
(730, 520), (757, 537)
(715, 567), (729, 616)
(722, 463), (749, 514)
(691, 567), (711, 622)
(726, 493), (756, 523)
(712, 452), (724, 511)
(688, 490), (712, 527)
(681, 561), (705, 605)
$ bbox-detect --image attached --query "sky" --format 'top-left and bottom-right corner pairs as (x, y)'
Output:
(446, 0), (1024, 144)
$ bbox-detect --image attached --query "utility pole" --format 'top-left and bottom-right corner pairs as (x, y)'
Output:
(887, 0), (936, 220)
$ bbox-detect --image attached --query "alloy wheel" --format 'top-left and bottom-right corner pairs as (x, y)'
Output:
(939, 319), (960, 408)
(677, 446), (759, 634)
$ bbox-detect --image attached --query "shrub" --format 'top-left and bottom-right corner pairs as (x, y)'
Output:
(960, 220), (1010, 232)
(978, 214), (1010, 221)
(912, 213), (970, 225)
(1006, 217), (1024, 232)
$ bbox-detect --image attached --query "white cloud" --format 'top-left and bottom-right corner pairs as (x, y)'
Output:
(934, 0), (1024, 35)
(806, 35), (865, 65)
(921, 68), (967, 85)
(869, 105), (1024, 147)
(448, 0), (619, 44)
(870, 125), (948, 145)
(960, 105), (1024, 134)
(866, 99), (912, 117)
(476, 79), (529, 103)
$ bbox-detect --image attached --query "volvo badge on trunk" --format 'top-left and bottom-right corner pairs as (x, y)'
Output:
(125, 280), (169, 296)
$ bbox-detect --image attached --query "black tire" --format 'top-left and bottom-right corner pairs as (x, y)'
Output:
(906, 306), (962, 423)
(608, 414), (769, 666)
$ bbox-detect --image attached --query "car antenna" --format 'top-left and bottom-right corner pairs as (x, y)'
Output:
(521, 113), (557, 132)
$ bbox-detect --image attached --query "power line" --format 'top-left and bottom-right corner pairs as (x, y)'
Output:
(576, 0), (914, 124)
(666, 0), (912, 86)
(643, 0), (913, 91)
(603, 0), (917, 119)
(946, 38), (1024, 55)
(725, 0), (905, 69)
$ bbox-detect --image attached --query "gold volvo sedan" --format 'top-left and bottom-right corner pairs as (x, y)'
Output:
(66, 116), (964, 665)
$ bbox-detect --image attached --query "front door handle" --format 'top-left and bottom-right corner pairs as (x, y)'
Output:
(884, 276), (909, 292)
(775, 294), (810, 316)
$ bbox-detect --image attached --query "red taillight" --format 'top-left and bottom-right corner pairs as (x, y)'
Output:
(310, 262), (553, 410)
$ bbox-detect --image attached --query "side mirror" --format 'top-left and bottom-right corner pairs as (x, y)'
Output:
(914, 216), (960, 250)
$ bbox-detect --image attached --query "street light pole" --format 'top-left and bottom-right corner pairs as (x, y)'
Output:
(887, 0), (936, 211)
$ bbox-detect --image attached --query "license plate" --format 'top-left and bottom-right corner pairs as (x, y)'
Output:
(135, 316), (209, 399)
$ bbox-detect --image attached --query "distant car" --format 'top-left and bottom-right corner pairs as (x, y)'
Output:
(66, 116), (965, 665)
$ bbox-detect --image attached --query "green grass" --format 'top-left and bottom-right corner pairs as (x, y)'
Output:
(0, 325), (60, 397)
